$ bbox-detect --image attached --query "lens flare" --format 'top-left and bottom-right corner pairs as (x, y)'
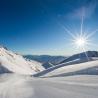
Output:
(74, 37), (87, 48)
(71, 32), (91, 51)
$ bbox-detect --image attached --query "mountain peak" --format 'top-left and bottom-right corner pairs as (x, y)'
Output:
(60, 50), (98, 64)
(79, 51), (98, 58)
(0, 45), (44, 74)
(0, 45), (8, 50)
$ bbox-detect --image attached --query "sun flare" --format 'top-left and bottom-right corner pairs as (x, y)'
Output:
(74, 36), (88, 49)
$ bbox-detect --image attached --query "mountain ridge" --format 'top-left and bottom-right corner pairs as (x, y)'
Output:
(0, 46), (44, 75)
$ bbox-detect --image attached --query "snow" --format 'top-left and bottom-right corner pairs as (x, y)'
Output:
(0, 58), (98, 98)
(41, 60), (98, 77)
(33, 58), (98, 77)
(0, 46), (98, 98)
(0, 47), (44, 75)
(0, 74), (98, 98)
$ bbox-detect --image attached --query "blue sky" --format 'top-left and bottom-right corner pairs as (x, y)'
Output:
(0, 0), (98, 55)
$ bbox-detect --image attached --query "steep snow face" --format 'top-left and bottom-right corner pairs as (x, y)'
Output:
(0, 46), (44, 75)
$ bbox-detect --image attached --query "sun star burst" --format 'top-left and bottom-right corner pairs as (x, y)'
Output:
(72, 34), (89, 50)
(75, 37), (86, 47)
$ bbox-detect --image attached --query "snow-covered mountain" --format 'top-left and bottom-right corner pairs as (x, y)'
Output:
(60, 51), (98, 64)
(34, 51), (98, 77)
(0, 48), (98, 98)
(0, 46), (44, 75)
(42, 60), (98, 77)
(24, 55), (66, 63)
(24, 51), (98, 70)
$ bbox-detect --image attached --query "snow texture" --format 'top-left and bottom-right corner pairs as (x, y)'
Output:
(0, 46), (98, 98)
(0, 74), (98, 98)
(0, 47), (44, 75)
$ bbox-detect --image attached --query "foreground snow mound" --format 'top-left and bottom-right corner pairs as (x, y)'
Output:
(0, 46), (44, 75)
(0, 74), (98, 98)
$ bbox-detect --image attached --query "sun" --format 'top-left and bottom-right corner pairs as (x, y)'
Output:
(75, 37), (86, 47)
(74, 36), (88, 49)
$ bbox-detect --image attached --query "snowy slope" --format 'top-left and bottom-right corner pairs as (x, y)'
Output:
(0, 47), (98, 98)
(33, 51), (98, 77)
(41, 60), (98, 77)
(0, 74), (98, 98)
(0, 46), (44, 75)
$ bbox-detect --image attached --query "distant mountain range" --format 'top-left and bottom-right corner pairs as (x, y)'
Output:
(24, 51), (98, 69)
(0, 45), (98, 76)
(60, 51), (98, 64)
(33, 51), (98, 77)
(24, 55), (66, 68)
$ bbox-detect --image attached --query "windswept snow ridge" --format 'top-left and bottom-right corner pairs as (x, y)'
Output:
(0, 46), (44, 75)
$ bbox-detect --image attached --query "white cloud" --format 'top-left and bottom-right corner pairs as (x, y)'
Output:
(67, 1), (97, 19)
